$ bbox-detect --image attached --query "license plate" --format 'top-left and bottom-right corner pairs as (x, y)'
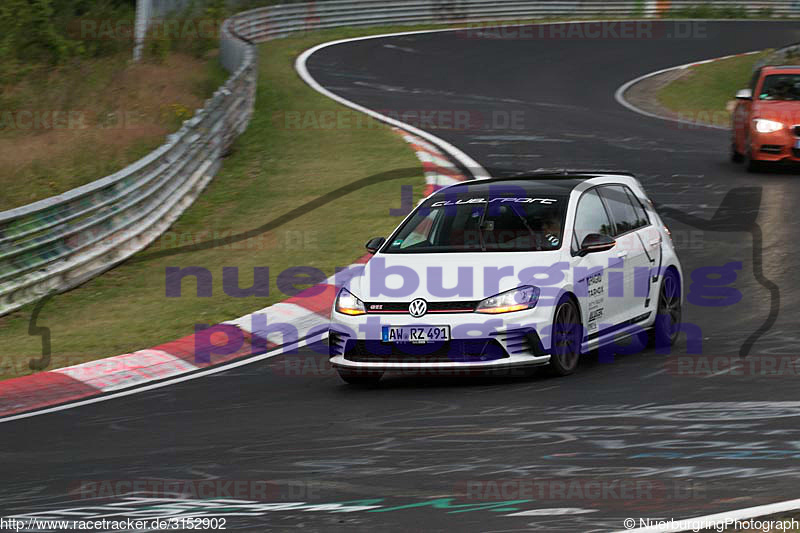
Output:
(382, 325), (451, 343)
(795, 139), (800, 149)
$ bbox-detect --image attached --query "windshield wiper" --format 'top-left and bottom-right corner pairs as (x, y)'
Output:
(508, 204), (541, 250)
(476, 201), (490, 252)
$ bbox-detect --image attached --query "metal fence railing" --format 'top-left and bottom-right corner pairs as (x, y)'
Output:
(755, 41), (800, 69)
(0, 19), (256, 317)
(228, 0), (800, 41)
(3, 0), (799, 317)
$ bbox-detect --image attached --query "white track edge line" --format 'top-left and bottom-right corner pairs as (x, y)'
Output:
(614, 50), (761, 130)
(618, 497), (800, 532)
(293, 20), (694, 180)
(0, 334), (321, 424)
(295, 33), (489, 179)
(298, 23), (768, 168)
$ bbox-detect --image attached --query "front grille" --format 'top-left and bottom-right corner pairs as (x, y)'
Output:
(759, 144), (783, 154)
(343, 339), (508, 363)
(364, 300), (479, 314)
(793, 148), (800, 159)
(793, 125), (800, 137)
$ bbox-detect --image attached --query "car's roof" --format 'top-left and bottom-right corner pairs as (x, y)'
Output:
(762, 65), (800, 73)
(438, 170), (635, 196)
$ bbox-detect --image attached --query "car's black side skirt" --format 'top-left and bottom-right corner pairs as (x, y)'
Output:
(586, 312), (652, 342)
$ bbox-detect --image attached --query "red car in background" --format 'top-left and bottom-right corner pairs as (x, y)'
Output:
(732, 65), (800, 171)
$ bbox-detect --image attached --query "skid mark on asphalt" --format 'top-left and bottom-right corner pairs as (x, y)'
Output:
(382, 44), (418, 53)
(471, 135), (574, 143)
(350, 81), (528, 104)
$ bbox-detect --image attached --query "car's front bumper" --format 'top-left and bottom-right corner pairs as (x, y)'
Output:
(329, 353), (551, 374)
(328, 305), (554, 372)
(750, 128), (800, 162)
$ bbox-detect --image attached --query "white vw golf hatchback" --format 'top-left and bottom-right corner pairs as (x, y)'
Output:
(329, 172), (682, 384)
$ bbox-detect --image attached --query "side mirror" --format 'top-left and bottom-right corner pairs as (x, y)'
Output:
(735, 88), (752, 100)
(365, 237), (386, 254)
(578, 233), (616, 257)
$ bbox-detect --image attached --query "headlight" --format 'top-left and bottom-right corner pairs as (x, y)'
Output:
(335, 288), (366, 316)
(476, 286), (540, 314)
(754, 118), (783, 133)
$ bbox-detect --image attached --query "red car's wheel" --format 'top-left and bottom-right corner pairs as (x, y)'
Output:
(742, 135), (763, 172)
(731, 138), (743, 163)
(744, 148), (762, 173)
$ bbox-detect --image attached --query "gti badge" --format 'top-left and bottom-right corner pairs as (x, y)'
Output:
(408, 298), (428, 318)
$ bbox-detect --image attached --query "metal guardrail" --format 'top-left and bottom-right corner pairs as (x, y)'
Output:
(755, 41), (800, 69)
(229, 0), (800, 41)
(3, 0), (799, 317)
(0, 19), (256, 316)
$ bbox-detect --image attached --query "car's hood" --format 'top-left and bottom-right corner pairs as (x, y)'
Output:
(752, 100), (800, 124)
(352, 251), (566, 302)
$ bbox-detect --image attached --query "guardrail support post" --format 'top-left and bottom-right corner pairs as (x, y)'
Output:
(133, 0), (150, 62)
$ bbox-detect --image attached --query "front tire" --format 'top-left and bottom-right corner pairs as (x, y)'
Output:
(651, 269), (682, 349)
(336, 368), (384, 386)
(744, 147), (762, 172)
(548, 297), (582, 376)
(731, 139), (743, 162)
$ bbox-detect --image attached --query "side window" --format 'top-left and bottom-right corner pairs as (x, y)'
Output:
(625, 187), (650, 229)
(574, 189), (614, 246)
(598, 185), (640, 236)
(399, 209), (440, 248)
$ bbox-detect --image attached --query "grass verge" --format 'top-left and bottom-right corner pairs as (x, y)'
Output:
(656, 51), (770, 127)
(0, 26), (431, 380)
(0, 51), (228, 209)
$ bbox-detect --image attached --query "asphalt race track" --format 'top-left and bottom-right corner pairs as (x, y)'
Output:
(3, 20), (800, 533)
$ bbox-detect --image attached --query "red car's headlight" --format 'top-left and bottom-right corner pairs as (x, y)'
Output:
(754, 118), (783, 133)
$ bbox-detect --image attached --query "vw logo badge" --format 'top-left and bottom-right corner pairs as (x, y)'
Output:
(408, 298), (428, 317)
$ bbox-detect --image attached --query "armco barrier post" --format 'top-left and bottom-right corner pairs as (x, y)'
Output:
(133, 0), (150, 62)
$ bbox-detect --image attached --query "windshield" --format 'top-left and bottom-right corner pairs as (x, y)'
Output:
(383, 194), (568, 253)
(759, 74), (800, 101)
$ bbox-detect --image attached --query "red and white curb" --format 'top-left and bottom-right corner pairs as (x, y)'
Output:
(223, 254), (371, 346)
(0, 257), (367, 419)
(0, 136), (469, 421)
(394, 128), (469, 196)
